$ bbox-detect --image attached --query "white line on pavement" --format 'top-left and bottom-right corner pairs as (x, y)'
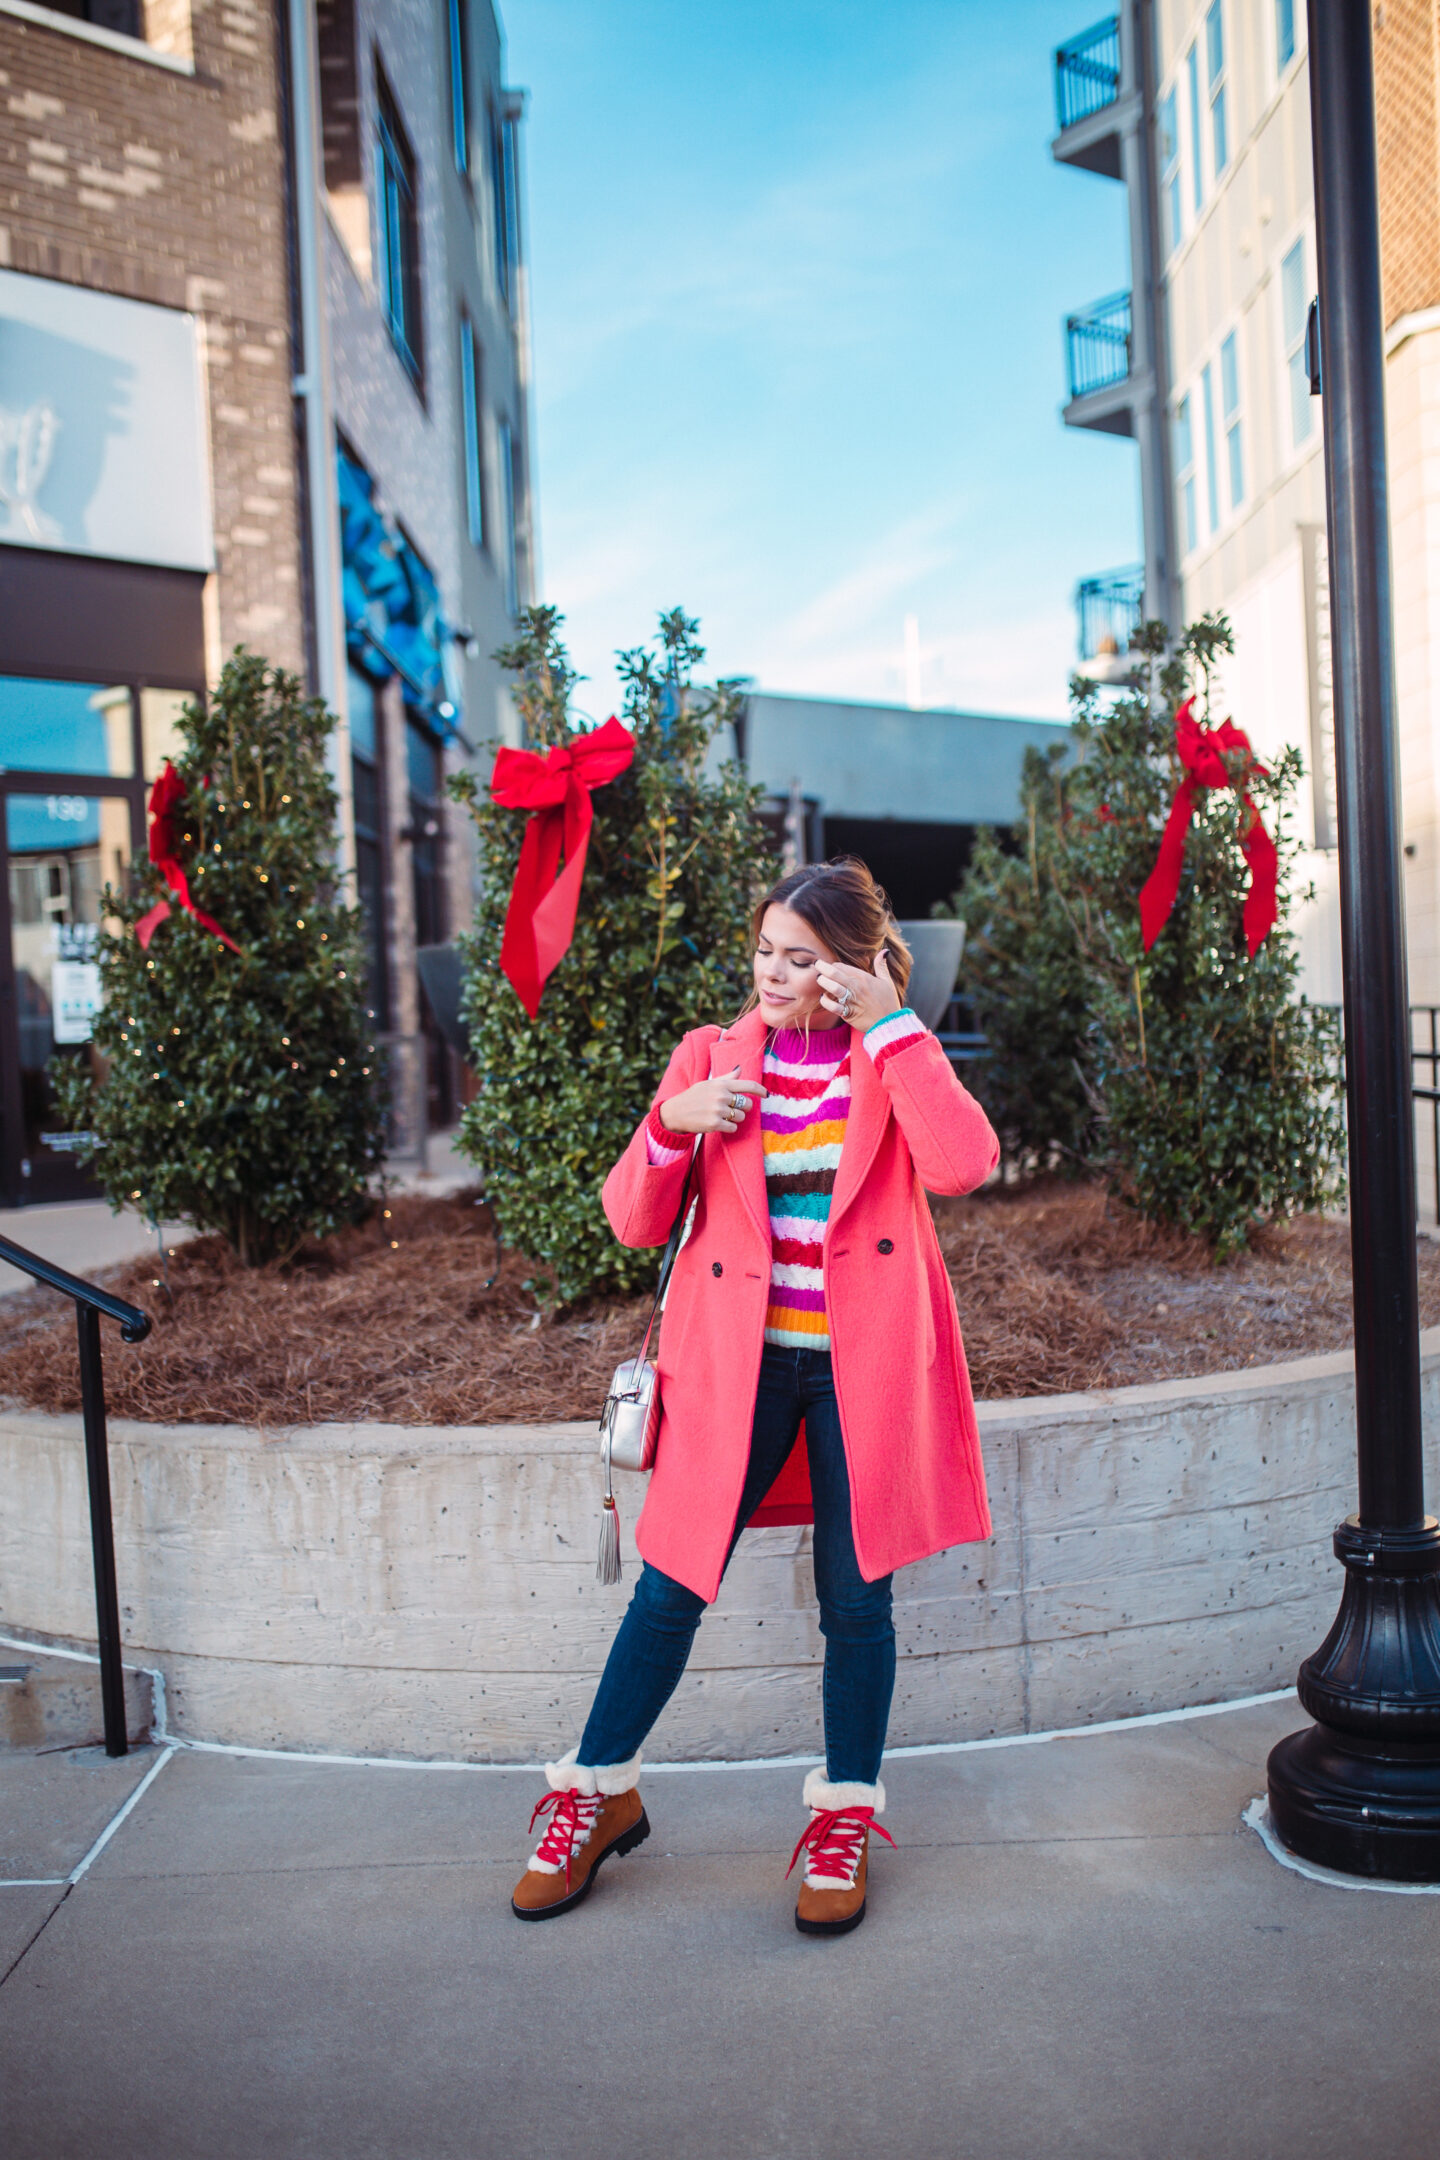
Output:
(67, 1746), (177, 1885)
(150, 1686), (1298, 1777)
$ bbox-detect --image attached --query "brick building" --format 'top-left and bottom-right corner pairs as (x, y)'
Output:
(0, 0), (534, 1203)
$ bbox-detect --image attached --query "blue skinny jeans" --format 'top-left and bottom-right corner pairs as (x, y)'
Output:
(578, 1343), (896, 1786)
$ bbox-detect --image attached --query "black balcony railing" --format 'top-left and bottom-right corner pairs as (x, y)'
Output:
(1066, 290), (1132, 401)
(1054, 17), (1121, 134)
(1076, 565), (1145, 659)
(0, 1233), (150, 1757)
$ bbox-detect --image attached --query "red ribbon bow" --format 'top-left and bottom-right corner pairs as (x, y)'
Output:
(1138, 697), (1278, 958)
(135, 762), (241, 955)
(490, 716), (636, 1017)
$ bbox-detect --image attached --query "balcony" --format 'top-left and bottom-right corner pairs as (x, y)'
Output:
(1063, 290), (1134, 435)
(1052, 16), (1128, 180)
(1075, 566), (1145, 662)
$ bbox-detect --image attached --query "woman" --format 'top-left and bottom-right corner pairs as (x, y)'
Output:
(511, 859), (999, 1935)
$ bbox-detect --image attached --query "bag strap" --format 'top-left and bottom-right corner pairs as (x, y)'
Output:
(632, 1142), (698, 1369)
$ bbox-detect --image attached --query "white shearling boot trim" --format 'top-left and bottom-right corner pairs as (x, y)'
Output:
(803, 1767), (885, 1814)
(544, 1746), (643, 1798)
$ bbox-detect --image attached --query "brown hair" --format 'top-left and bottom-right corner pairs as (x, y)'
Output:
(750, 858), (912, 999)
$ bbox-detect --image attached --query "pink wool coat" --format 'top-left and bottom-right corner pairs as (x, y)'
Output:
(601, 1006), (1001, 1601)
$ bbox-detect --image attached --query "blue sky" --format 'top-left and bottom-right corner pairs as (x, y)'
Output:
(505, 0), (1136, 724)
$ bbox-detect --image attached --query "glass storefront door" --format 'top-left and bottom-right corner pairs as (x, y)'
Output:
(1, 786), (139, 1202)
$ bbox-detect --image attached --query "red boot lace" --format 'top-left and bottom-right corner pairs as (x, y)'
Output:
(786, 1805), (895, 1886)
(528, 1788), (603, 1888)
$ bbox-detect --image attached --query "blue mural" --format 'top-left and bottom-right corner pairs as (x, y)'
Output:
(336, 445), (461, 737)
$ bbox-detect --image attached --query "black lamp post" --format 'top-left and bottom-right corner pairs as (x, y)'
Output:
(1265, 0), (1440, 1880)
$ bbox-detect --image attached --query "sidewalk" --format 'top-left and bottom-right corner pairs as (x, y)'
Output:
(1, 1693), (1434, 2160)
(0, 1132), (474, 1300)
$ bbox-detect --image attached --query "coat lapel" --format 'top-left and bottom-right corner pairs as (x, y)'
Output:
(828, 1030), (889, 1239)
(709, 1008), (771, 1251)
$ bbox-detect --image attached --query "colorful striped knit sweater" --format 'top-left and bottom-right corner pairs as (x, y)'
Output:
(645, 1007), (928, 1353)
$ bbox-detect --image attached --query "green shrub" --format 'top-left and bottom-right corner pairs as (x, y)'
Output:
(948, 614), (1346, 1254)
(941, 740), (1094, 1169)
(52, 651), (385, 1264)
(450, 606), (774, 1305)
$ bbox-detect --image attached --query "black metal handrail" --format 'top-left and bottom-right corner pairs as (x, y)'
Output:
(1054, 16), (1121, 134)
(1066, 290), (1133, 401)
(0, 1233), (150, 1758)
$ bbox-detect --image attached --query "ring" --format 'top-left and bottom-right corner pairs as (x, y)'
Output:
(839, 993), (854, 1018)
(730, 1094), (745, 1114)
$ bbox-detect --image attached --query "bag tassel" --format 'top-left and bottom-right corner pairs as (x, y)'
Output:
(597, 1432), (623, 1585)
(596, 1495), (622, 1585)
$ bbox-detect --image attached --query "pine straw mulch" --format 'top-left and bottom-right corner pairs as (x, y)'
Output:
(3, 1180), (1440, 1428)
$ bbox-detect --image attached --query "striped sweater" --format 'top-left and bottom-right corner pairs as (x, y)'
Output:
(646, 1007), (928, 1353)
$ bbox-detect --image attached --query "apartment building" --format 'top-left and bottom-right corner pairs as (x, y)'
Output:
(1053, 1), (1440, 1023)
(0, 0), (535, 1204)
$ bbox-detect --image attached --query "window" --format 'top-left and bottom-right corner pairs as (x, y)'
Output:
(1206, 4), (1228, 176)
(375, 68), (423, 385)
(50, 0), (141, 34)
(491, 103), (521, 306)
(0, 677), (135, 776)
(460, 314), (485, 550)
(1186, 43), (1203, 214)
(1276, 0), (1296, 71)
(41, 0), (194, 63)
(498, 416), (519, 616)
(1159, 88), (1182, 255)
(1175, 396), (1198, 554)
(347, 666), (389, 1030)
(447, 0), (469, 173)
(405, 713), (447, 951)
(1221, 331), (1244, 510)
(1282, 239), (1314, 448)
(1201, 362), (1219, 534)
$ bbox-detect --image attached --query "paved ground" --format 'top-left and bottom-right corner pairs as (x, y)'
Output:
(1, 1694), (1435, 2160)
(0, 1200), (188, 1297)
(0, 1133), (472, 1300)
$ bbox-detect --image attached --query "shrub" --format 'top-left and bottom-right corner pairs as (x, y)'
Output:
(941, 740), (1094, 1170)
(450, 606), (774, 1305)
(948, 614), (1346, 1254)
(52, 651), (385, 1264)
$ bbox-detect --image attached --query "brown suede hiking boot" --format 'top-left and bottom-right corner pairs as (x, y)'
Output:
(511, 1751), (649, 1921)
(788, 1769), (894, 1936)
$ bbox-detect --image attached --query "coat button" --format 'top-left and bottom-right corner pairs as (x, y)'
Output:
(877, 1238), (894, 1254)
(712, 1261), (724, 1276)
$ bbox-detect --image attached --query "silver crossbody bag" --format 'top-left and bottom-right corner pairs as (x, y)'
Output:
(595, 1146), (697, 1584)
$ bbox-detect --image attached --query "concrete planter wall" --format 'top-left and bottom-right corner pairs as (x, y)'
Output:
(4, 1335), (1439, 1763)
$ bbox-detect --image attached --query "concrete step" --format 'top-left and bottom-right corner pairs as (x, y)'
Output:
(0, 1648), (155, 1752)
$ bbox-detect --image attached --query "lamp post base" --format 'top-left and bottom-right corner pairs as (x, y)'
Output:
(1267, 1517), (1440, 1882)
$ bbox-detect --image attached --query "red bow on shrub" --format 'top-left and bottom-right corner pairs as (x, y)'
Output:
(490, 716), (636, 1017)
(135, 761), (241, 955)
(1138, 698), (1278, 958)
